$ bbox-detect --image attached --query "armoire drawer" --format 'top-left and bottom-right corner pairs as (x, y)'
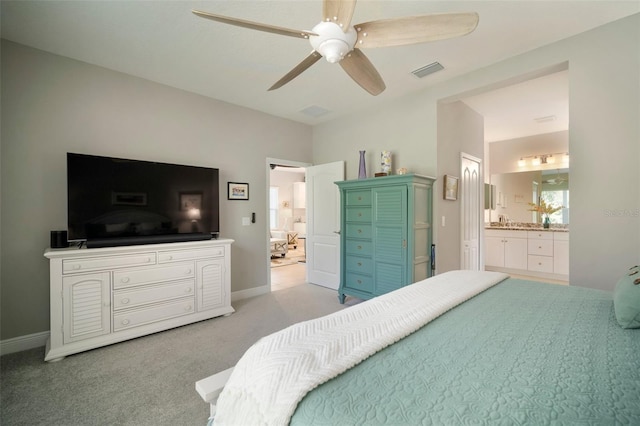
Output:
(345, 207), (372, 222)
(345, 255), (373, 274)
(63, 253), (156, 274)
(113, 279), (195, 311)
(113, 297), (195, 331)
(344, 272), (374, 293)
(113, 262), (194, 289)
(346, 190), (371, 206)
(345, 239), (372, 256)
(158, 247), (224, 263)
(345, 223), (372, 239)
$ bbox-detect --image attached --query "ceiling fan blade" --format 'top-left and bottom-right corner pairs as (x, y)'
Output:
(323, 0), (357, 30)
(269, 52), (322, 91)
(339, 49), (385, 96)
(192, 9), (317, 39)
(354, 12), (479, 48)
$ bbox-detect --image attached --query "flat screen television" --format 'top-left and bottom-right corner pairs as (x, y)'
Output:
(67, 153), (219, 248)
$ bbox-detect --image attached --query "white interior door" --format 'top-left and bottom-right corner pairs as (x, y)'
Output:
(461, 153), (482, 270)
(305, 161), (344, 289)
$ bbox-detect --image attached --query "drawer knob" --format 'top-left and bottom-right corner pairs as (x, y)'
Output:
(145, 258), (151, 263)
(122, 319), (130, 326)
(73, 265), (81, 270)
(121, 277), (130, 283)
(357, 245), (362, 250)
(357, 229), (362, 233)
(357, 279), (362, 284)
(539, 246), (542, 249)
(185, 287), (192, 293)
(358, 196), (362, 201)
(358, 212), (362, 217)
(186, 269), (192, 275)
(538, 262), (542, 265)
(121, 298), (130, 305)
(185, 305), (192, 312)
(357, 262), (362, 266)
(167, 255), (173, 260)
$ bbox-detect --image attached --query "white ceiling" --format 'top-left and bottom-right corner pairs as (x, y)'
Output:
(2, 1), (638, 136)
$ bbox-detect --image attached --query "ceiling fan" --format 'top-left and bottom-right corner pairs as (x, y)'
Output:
(192, 0), (479, 95)
(543, 170), (568, 185)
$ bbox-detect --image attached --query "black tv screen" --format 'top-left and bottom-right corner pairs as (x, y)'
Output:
(67, 153), (219, 247)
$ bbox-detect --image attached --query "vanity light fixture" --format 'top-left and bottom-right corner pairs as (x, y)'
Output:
(517, 152), (569, 168)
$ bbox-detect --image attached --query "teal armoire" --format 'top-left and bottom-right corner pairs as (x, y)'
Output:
(335, 174), (435, 304)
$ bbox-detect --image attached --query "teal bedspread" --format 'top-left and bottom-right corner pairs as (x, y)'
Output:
(291, 279), (640, 425)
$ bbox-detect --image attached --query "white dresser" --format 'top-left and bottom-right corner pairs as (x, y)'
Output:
(44, 239), (234, 361)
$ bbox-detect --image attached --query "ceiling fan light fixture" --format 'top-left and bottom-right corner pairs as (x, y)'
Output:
(310, 21), (357, 63)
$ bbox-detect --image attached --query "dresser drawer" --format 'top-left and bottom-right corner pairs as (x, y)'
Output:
(113, 297), (195, 331)
(345, 223), (372, 239)
(527, 231), (553, 240)
(344, 272), (373, 293)
(345, 255), (373, 274)
(113, 279), (195, 311)
(346, 190), (371, 206)
(528, 255), (553, 273)
(345, 207), (372, 222)
(158, 247), (224, 263)
(113, 262), (194, 289)
(528, 239), (553, 256)
(345, 239), (372, 256)
(63, 253), (156, 274)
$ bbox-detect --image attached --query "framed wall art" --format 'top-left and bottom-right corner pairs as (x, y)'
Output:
(228, 182), (249, 200)
(443, 175), (459, 201)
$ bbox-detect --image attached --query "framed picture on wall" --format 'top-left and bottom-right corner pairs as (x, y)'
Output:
(228, 182), (249, 200)
(443, 175), (459, 201)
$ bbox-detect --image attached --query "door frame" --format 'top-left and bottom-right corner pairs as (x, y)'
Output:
(266, 157), (311, 291)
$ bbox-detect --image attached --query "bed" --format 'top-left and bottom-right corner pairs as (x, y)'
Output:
(196, 269), (640, 425)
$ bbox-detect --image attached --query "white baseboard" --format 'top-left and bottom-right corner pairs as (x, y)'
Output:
(0, 331), (49, 356)
(231, 285), (269, 302)
(1, 287), (268, 357)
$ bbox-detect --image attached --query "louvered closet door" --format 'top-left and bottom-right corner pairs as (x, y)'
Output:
(62, 272), (111, 344)
(373, 186), (407, 295)
(196, 259), (225, 311)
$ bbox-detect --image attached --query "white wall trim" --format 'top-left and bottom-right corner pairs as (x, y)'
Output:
(0, 331), (49, 356)
(231, 285), (269, 302)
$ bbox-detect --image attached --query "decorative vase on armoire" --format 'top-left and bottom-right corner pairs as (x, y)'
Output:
(358, 150), (367, 179)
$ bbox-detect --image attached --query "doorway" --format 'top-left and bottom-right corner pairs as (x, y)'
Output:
(267, 159), (309, 292)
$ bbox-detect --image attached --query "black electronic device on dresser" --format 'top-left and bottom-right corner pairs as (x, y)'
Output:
(67, 153), (220, 248)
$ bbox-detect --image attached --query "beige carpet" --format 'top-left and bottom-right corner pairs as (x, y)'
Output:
(271, 247), (306, 268)
(0, 282), (351, 426)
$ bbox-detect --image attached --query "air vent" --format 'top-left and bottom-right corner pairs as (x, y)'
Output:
(300, 105), (330, 118)
(534, 115), (557, 123)
(411, 62), (444, 79)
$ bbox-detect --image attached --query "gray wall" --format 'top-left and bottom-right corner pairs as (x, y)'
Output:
(2, 13), (639, 342)
(1, 41), (312, 340)
(436, 101), (485, 273)
(312, 14), (640, 291)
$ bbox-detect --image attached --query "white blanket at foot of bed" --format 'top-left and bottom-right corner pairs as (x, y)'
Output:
(214, 270), (509, 426)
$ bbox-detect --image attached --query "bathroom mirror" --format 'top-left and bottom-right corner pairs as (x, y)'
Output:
(489, 168), (569, 224)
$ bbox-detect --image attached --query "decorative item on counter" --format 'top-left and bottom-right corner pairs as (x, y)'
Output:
(381, 150), (392, 175)
(397, 167), (408, 175)
(528, 199), (563, 229)
(358, 150), (367, 179)
(374, 172), (387, 177)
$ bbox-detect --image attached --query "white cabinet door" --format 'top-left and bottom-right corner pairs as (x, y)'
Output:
(485, 236), (505, 267)
(196, 259), (225, 311)
(62, 272), (111, 344)
(504, 238), (528, 270)
(554, 240), (569, 275)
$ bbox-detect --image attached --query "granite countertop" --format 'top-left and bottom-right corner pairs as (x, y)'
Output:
(485, 222), (569, 232)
